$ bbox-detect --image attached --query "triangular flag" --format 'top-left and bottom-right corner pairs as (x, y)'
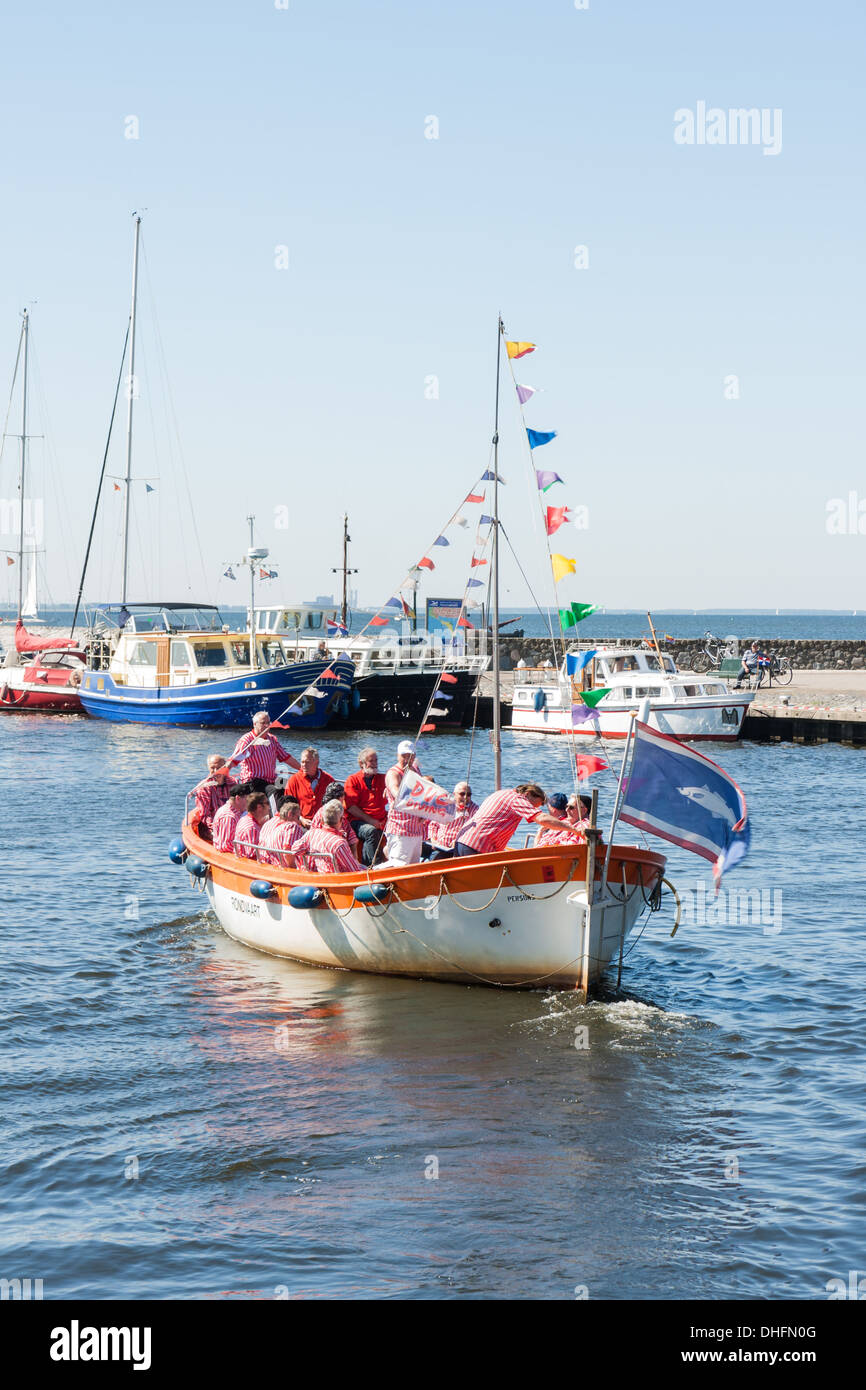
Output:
(516, 383), (536, 405)
(145, 483), (155, 493)
(565, 650), (596, 676)
(571, 703), (599, 724)
(479, 514), (494, 526)
(481, 471), (505, 483)
(466, 578), (484, 588)
(579, 687), (610, 708)
(527, 428), (557, 449)
(457, 616), (473, 628)
(259, 567), (271, 579)
(440, 672), (458, 684)
(535, 470), (563, 491)
(369, 616), (390, 626)
(506, 341), (535, 360)
(433, 536), (449, 547)
(551, 553), (577, 584)
(384, 597), (403, 608)
(420, 723), (436, 733)
(465, 493), (484, 504)
(560, 607), (577, 629)
(470, 557), (487, 567)
(113, 483), (121, 492)
(6, 556), (13, 566)
(418, 557), (435, 570)
(545, 506), (570, 536)
(223, 566), (236, 580)
(434, 691), (453, 701)
(575, 754), (607, 780)
(571, 602), (598, 623)
(319, 666), (338, 679)
(429, 707), (449, 717)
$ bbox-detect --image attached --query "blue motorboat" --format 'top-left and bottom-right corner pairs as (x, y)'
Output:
(78, 603), (354, 727)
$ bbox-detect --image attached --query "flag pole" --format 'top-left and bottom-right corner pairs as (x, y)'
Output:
(600, 698), (648, 894)
(492, 314), (503, 791)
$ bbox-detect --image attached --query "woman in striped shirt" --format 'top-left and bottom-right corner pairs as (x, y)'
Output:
(427, 782), (479, 860)
(384, 740), (425, 865)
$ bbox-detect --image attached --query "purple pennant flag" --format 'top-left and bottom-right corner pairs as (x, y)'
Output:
(433, 535), (449, 546)
(466, 578), (484, 588)
(384, 597), (403, 609)
(516, 383), (536, 405)
(479, 514), (494, 526)
(571, 703), (599, 724)
(536, 470), (563, 492)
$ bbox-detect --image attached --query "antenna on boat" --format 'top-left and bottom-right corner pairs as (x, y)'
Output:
(246, 514), (271, 671)
(492, 314), (504, 790)
(331, 513), (357, 629)
(120, 213), (141, 606)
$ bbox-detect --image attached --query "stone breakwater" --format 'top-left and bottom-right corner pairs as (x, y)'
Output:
(500, 637), (866, 672)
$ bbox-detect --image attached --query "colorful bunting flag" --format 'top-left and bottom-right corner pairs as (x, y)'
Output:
(571, 602), (599, 623)
(433, 536), (449, 547)
(516, 383), (536, 405)
(545, 506), (570, 536)
(429, 707), (449, 717)
(481, 471), (505, 483)
(420, 723), (436, 733)
(6, 556), (13, 566)
(479, 514), (494, 526)
(457, 616), (473, 628)
(113, 483), (121, 492)
(466, 578), (484, 588)
(145, 483), (155, 493)
(551, 553), (577, 584)
(579, 687), (611, 708)
(465, 493), (484, 504)
(506, 341), (535, 359)
(327, 618), (348, 636)
(565, 650), (597, 676)
(571, 703), (599, 724)
(434, 690), (453, 701)
(575, 754), (607, 779)
(319, 666), (338, 679)
(369, 616), (390, 626)
(470, 557), (487, 567)
(440, 672), (458, 684)
(223, 566), (236, 580)
(527, 428), (557, 449)
(418, 557), (435, 570)
(536, 470), (563, 491)
(384, 597), (403, 609)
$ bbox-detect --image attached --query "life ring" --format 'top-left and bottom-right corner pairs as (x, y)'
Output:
(1, 684), (28, 706)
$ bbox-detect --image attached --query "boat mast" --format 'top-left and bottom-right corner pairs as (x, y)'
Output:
(492, 315), (503, 790)
(331, 513), (356, 628)
(16, 309), (29, 623)
(247, 514), (257, 670)
(120, 214), (141, 606)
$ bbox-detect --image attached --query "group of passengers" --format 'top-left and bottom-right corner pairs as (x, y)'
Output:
(189, 710), (595, 876)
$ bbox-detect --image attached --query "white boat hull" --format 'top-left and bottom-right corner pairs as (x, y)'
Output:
(511, 695), (754, 741)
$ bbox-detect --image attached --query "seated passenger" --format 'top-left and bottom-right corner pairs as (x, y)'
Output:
(285, 746), (334, 826)
(234, 792), (270, 858)
(309, 782), (362, 861)
(344, 747), (388, 867)
(289, 800), (359, 874)
(534, 792), (579, 846)
(211, 783), (251, 852)
(427, 781), (479, 860)
(258, 798), (303, 866)
(191, 754), (236, 841)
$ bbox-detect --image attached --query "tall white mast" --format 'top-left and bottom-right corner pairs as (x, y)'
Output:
(120, 214), (141, 605)
(491, 315), (503, 790)
(16, 309), (29, 623)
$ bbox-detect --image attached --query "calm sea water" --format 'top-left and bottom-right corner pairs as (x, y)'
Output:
(1, 716), (864, 1300)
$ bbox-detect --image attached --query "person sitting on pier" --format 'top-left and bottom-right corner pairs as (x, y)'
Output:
(234, 793), (270, 859)
(211, 783), (251, 852)
(344, 747), (388, 866)
(190, 755), (236, 841)
(427, 781), (479, 861)
(285, 747), (334, 826)
(309, 782), (362, 860)
(384, 740), (425, 865)
(289, 800), (359, 874)
(454, 784), (568, 856)
(258, 798), (304, 867)
(227, 711), (300, 792)
(734, 642), (767, 689)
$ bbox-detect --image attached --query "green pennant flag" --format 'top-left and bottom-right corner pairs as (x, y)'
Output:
(559, 607), (577, 629)
(571, 602), (598, 623)
(579, 687), (611, 708)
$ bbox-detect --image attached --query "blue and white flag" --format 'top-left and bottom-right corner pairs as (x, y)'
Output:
(565, 649), (596, 676)
(326, 618), (348, 637)
(619, 722), (749, 887)
(223, 566), (236, 580)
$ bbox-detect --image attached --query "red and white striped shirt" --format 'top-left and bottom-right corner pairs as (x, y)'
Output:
(193, 773), (237, 830)
(229, 730), (292, 784)
(428, 800), (479, 851)
(257, 816), (304, 866)
(310, 806), (359, 848)
(536, 822), (584, 848)
(234, 811), (262, 859)
(212, 801), (242, 852)
(457, 789), (542, 854)
(293, 826), (358, 875)
(384, 762), (426, 838)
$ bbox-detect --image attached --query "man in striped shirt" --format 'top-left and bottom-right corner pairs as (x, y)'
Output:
(384, 740), (425, 865)
(309, 783), (362, 861)
(211, 783), (251, 852)
(257, 798), (304, 867)
(191, 755), (236, 840)
(289, 800), (359, 874)
(227, 711), (300, 791)
(455, 783), (566, 856)
(534, 792), (584, 847)
(234, 793), (271, 858)
(427, 782), (478, 860)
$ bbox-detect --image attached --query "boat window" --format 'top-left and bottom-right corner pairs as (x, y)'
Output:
(230, 640), (250, 664)
(644, 655), (662, 671)
(192, 642), (228, 668)
(663, 656), (676, 672)
(705, 683), (726, 695)
(261, 641), (284, 667)
(171, 641), (192, 667)
(129, 642), (158, 666)
(683, 684), (701, 696)
(634, 685), (651, 697)
(619, 686), (632, 699)
(610, 655), (639, 673)
(672, 685), (687, 698)
(306, 612), (323, 630)
(280, 611), (301, 630)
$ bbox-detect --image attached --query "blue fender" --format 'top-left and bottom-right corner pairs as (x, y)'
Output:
(533, 689), (546, 712)
(288, 885), (325, 909)
(185, 855), (209, 879)
(354, 882), (393, 904)
(351, 688), (361, 710)
(168, 837), (188, 865)
(250, 879), (276, 900)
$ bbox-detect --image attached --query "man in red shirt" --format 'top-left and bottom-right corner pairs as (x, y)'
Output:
(343, 746), (387, 865)
(285, 747), (334, 826)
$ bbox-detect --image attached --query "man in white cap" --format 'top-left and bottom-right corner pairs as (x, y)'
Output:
(383, 740), (425, 865)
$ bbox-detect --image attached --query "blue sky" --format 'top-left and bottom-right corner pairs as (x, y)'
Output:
(1, 0), (863, 615)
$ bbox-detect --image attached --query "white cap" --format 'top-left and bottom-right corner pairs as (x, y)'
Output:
(397, 740), (415, 755)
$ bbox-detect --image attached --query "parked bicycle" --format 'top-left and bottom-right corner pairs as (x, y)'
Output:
(755, 652), (794, 687)
(691, 632), (737, 673)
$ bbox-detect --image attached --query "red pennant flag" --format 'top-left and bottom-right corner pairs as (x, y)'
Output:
(465, 492), (484, 504)
(575, 754), (607, 780)
(439, 672), (458, 684)
(545, 505), (571, 536)
(369, 615), (389, 626)
(420, 723), (436, 733)
(401, 598), (412, 618)
(470, 557), (487, 567)
(457, 616), (473, 628)
(418, 557), (435, 570)
(113, 483), (121, 492)
(319, 666), (337, 679)
(269, 720), (289, 729)
(6, 556), (13, 566)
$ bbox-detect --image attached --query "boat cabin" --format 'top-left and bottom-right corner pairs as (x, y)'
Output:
(513, 645), (731, 711)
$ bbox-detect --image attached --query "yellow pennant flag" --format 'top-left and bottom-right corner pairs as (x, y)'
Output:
(551, 553), (577, 584)
(506, 341), (535, 360)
